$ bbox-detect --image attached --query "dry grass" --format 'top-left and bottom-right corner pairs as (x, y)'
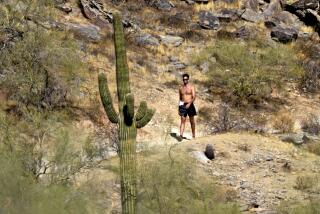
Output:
(305, 142), (320, 156)
(294, 175), (318, 190)
(194, 0), (240, 12)
(272, 110), (295, 133)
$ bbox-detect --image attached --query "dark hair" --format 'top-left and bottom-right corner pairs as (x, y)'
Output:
(182, 73), (189, 79)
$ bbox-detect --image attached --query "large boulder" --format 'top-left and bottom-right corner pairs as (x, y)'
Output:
(135, 33), (160, 46)
(285, 0), (319, 11)
(198, 11), (220, 30)
(284, 0), (320, 34)
(146, 0), (173, 11)
(213, 9), (240, 22)
(159, 35), (184, 47)
(270, 26), (298, 43)
(241, 9), (264, 22)
(279, 133), (309, 145)
(263, 0), (284, 17)
(80, 0), (111, 27)
(265, 11), (304, 30)
(64, 23), (101, 42)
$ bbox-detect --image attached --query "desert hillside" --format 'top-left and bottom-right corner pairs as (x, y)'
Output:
(0, 0), (320, 213)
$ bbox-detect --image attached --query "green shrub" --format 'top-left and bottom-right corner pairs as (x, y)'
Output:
(0, 0), (86, 110)
(0, 112), (100, 213)
(192, 39), (304, 106)
(137, 150), (240, 214)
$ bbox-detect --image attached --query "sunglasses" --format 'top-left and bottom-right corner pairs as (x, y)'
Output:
(183, 78), (189, 81)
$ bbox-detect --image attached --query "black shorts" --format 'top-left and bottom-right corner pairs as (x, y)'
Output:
(179, 103), (197, 117)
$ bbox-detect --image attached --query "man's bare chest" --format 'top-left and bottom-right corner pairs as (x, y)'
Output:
(182, 86), (192, 95)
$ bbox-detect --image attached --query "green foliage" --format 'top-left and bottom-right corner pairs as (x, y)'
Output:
(192, 40), (304, 106)
(0, 0), (86, 109)
(0, 111), (100, 213)
(137, 151), (240, 214)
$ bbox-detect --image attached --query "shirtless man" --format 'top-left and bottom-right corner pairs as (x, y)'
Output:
(179, 73), (197, 139)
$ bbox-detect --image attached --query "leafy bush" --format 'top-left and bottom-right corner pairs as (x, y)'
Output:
(0, 0), (86, 110)
(0, 111), (100, 213)
(192, 39), (304, 106)
(137, 150), (240, 214)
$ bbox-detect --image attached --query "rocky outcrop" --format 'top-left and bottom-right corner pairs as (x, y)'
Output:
(198, 11), (220, 30)
(145, 0), (174, 11)
(135, 33), (160, 46)
(213, 9), (240, 22)
(159, 35), (184, 47)
(241, 9), (264, 22)
(0, 27), (23, 50)
(284, 0), (320, 34)
(64, 22), (101, 42)
(263, 0), (284, 17)
(80, 0), (112, 27)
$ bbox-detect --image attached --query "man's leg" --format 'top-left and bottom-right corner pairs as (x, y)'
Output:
(180, 116), (187, 137)
(190, 116), (195, 138)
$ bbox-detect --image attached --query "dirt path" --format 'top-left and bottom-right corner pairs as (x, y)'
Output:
(173, 133), (320, 213)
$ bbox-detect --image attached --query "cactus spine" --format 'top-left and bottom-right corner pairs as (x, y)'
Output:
(98, 13), (155, 214)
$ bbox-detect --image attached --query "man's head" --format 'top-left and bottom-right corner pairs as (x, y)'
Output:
(182, 73), (189, 85)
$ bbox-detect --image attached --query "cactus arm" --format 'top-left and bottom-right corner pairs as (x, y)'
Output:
(98, 73), (119, 123)
(135, 101), (147, 121)
(114, 13), (130, 107)
(136, 108), (155, 128)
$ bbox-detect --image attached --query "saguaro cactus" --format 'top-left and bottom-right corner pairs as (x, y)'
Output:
(98, 13), (155, 214)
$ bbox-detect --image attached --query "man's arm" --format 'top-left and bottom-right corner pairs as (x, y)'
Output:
(179, 87), (183, 101)
(191, 85), (196, 103)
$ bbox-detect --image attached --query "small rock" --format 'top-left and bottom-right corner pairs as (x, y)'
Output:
(185, 0), (195, 4)
(190, 151), (211, 164)
(265, 155), (273, 161)
(56, 3), (72, 13)
(234, 26), (252, 39)
(240, 180), (250, 189)
(278, 133), (308, 145)
(200, 61), (210, 73)
(271, 26), (298, 43)
(204, 144), (215, 160)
